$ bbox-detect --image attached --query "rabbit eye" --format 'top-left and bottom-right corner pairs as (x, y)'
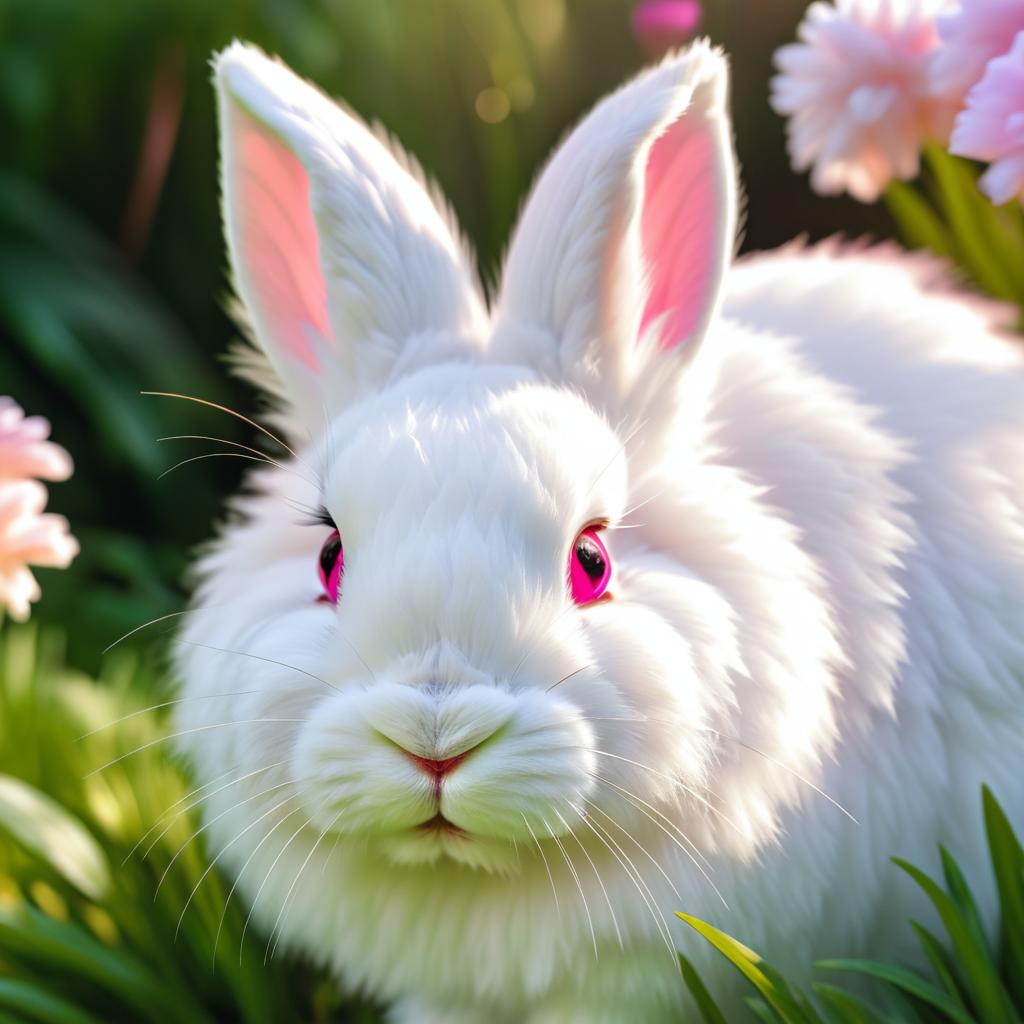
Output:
(318, 529), (344, 604)
(569, 527), (611, 605)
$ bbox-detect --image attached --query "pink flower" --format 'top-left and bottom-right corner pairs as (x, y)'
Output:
(771, 0), (960, 202)
(632, 1), (702, 56)
(0, 399), (77, 622)
(950, 31), (1024, 203)
(930, 0), (1024, 108)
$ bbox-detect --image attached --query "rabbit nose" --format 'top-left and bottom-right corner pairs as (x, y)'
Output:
(403, 750), (472, 778)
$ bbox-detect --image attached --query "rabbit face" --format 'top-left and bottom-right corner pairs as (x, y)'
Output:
(181, 362), (713, 875)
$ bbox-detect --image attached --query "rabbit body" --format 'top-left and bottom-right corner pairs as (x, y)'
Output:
(173, 40), (1024, 1024)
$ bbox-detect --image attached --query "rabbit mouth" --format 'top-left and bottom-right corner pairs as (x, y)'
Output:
(416, 812), (468, 839)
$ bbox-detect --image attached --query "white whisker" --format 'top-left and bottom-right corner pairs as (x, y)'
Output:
(174, 793), (302, 941)
(157, 435), (316, 487)
(581, 747), (746, 840)
(157, 451), (295, 482)
(589, 771), (728, 909)
(174, 638), (340, 694)
(575, 799), (677, 965)
(211, 806), (305, 966)
(266, 808), (345, 963)
(159, 778), (297, 899)
(542, 814), (598, 960)
(582, 797), (680, 899)
(554, 808), (623, 951)
(85, 720), (305, 779)
(142, 760), (289, 861)
(239, 817), (311, 964)
(521, 814), (560, 924)
(77, 690), (261, 740)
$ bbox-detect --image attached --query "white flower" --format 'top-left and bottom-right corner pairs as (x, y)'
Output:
(771, 0), (960, 202)
(0, 398), (77, 622)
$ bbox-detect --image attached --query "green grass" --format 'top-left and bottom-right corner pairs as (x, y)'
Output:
(0, 623), (1021, 1023)
(677, 789), (1024, 1022)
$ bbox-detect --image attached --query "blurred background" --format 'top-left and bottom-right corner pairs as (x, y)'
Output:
(0, 0), (896, 673)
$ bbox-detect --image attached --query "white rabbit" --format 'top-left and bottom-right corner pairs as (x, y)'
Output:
(173, 38), (1024, 1023)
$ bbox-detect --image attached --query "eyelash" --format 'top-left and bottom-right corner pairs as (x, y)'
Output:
(299, 504), (335, 529)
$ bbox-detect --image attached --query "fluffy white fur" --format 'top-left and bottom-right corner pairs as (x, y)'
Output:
(173, 40), (1024, 1023)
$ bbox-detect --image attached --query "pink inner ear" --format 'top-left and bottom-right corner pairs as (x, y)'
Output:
(232, 107), (332, 370)
(639, 119), (720, 350)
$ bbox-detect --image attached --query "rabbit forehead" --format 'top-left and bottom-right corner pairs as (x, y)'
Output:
(320, 362), (628, 540)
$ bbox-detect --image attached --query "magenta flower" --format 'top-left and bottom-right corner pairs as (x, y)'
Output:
(0, 398), (77, 622)
(931, 0), (1024, 108)
(771, 0), (959, 202)
(951, 31), (1024, 203)
(632, 0), (702, 56)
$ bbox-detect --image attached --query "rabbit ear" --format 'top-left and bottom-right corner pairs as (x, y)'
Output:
(216, 43), (486, 420)
(492, 42), (737, 404)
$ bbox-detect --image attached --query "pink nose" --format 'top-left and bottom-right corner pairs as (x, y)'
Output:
(404, 751), (470, 778)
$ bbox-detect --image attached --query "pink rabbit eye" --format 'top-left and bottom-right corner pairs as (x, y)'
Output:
(318, 529), (344, 603)
(569, 527), (611, 605)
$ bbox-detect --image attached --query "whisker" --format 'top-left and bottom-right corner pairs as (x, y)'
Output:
(103, 609), (194, 654)
(581, 748), (746, 841)
(553, 808), (623, 952)
(319, 832), (343, 878)
(77, 690), (260, 740)
(266, 807), (345, 963)
(575, 799), (677, 965)
(585, 715), (856, 824)
(174, 792), (301, 940)
(122, 761), (244, 866)
(174, 638), (340, 694)
(508, 604), (577, 687)
(159, 778), (297, 899)
(616, 485), (667, 524)
(211, 805), (305, 967)
(582, 797), (680, 899)
(141, 760), (289, 861)
(521, 814), (560, 924)
(239, 817), (311, 964)
(588, 768), (712, 871)
(157, 451), (302, 483)
(541, 814), (598, 961)
(156, 435), (314, 486)
(545, 664), (595, 694)
(589, 771), (728, 908)
(141, 391), (300, 461)
(84, 719), (306, 779)
(332, 628), (377, 684)
(584, 416), (650, 502)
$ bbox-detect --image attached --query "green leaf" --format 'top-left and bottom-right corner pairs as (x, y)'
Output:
(747, 998), (786, 1023)
(940, 846), (990, 961)
(677, 913), (814, 1022)
(885, 182), (953, 258)
(0, 774), (110, 900)
(893, 856), (1017, 1023)
(810, 983), (882, 1024)
(982, 786), (1024, 1006)
(679, 954), (729, 1024)
(923, 147), (1024, 303)
(817, 958), (976, 1024)
(0, 907), (164, 1022)
(910, 921), (967, 1008)
(0, 979), (105, 1024)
